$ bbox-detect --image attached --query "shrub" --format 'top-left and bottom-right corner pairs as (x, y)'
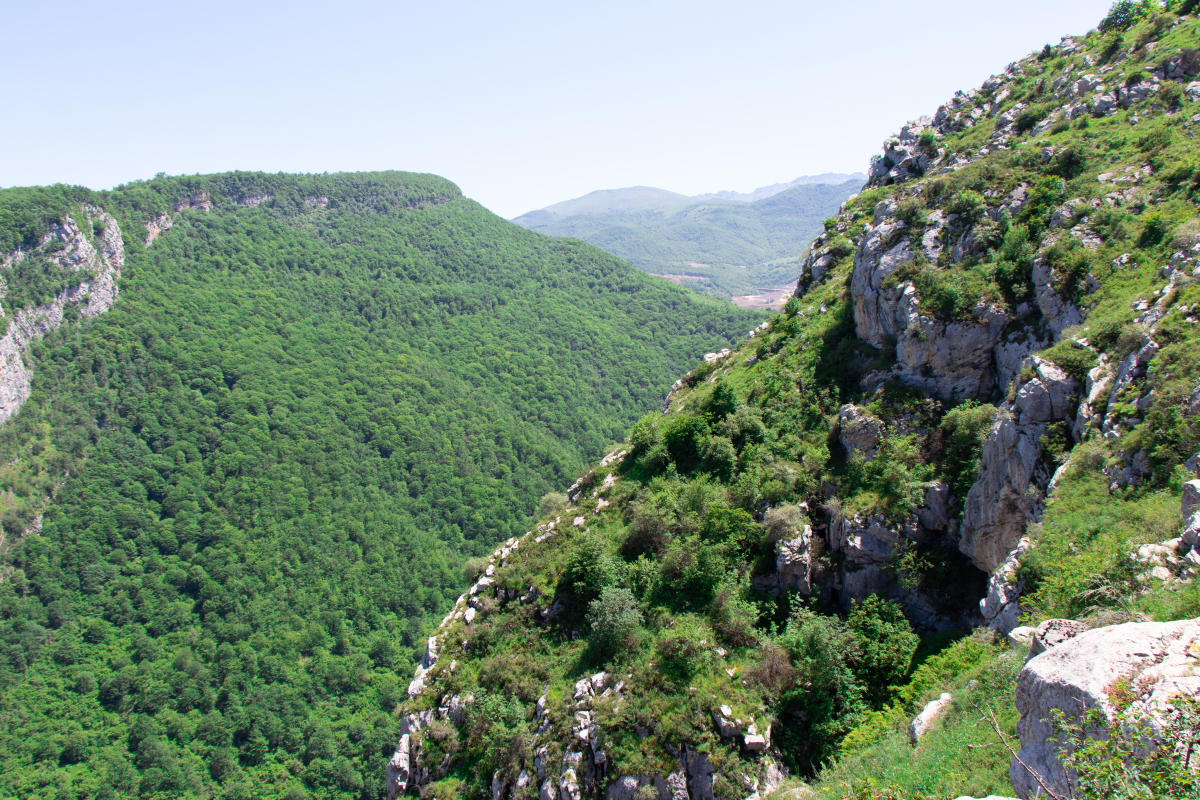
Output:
(937, 401), (998, 498)
(537, 492), (567, 518)
(1099, 1), (1148, 33)
(1160, 80), (1184, 108)
(1014, 104), (1052, 134)
(586, 587), (642, 661)
(661, 414), (709, 473)
(845, 596), (919, 708)
(1137, 126), (1172, 153)
(1052, 694), (1200, 799)
(558, 537), (620, 607)
(918, 130), (937, 156)
(947, 190), (986, 223)
(654, 616), (710, 679)
(762, 503), (808, 543)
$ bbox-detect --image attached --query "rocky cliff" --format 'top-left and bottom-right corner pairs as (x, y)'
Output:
(0, 205), (123, 426)
(385, 9), (1200, 798)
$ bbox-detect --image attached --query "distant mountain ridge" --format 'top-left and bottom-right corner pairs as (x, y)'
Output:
(513, 173), (866, 225)
(511, 177), (863, 300)
(690, 172), (867, 203)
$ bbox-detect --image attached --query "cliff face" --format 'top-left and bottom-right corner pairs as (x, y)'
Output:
(388, 11), (1200, 799)
(0, 205), (123, 425)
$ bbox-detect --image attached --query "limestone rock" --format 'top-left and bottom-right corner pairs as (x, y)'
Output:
(385, 734), (412, 799)
(1011, 619), (1200, 800)
(1183, 480), (1200, 518)
(0, 207), (124, 426)
(838, 404), (884, 460)
(559, 769), (582, 800)
(1027, 618), (1086, 659)
(960, 359), (1076, 573)
(776, 525), (814, 594)
(909, 693), (952, 743)
(850, 206), (1012, 400)
(914, 482), (950, 531)
(541, 778), (560, 800)
(1007, 626), (1035, 647)
(980, 538), (1030, 633)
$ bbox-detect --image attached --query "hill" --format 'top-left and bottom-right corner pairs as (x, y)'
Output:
(386, 6), (1200, 800)
(513, 180), (863, 300)
(0, 170), (764, 799)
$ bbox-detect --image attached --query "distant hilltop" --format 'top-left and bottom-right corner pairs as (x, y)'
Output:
(513, 172), (866, 222)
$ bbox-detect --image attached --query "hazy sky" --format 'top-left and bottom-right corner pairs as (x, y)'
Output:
(3, 0), (1115, 218)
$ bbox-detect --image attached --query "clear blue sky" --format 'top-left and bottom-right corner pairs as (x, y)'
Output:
(2, 0), (1116, 218)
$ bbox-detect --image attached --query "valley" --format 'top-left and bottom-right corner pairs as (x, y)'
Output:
(2, 3), (1200, 800)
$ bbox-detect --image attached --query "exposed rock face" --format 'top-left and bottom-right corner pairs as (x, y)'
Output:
(960, 358), (1077, 573)
(979, 537), (1030, 634)
(1031, 246), (1084, 337)
(837, 404), (883, 460)
(776, 525), (814, 594)
(850, 199), (1013, 401)
(1010, 619), (1200, 800)
(0, 206), (124, 426)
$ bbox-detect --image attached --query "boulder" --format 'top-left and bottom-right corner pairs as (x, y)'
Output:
(1007, 626), (1035, 647)
(909, 693), (953, 743)
(1011, 618), (1200, 800)
(541, 779), (559, 800)
(559, 769), (582, 800)
(1184, 512), (1200, 549)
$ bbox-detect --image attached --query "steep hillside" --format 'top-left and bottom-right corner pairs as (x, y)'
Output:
(0, 172), (764, 799)
(390, 7), (1200, 800)
(514, 182), (863, 300)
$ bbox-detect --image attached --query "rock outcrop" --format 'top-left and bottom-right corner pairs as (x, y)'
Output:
(0, 206), (123, 426)
(1010, 618), (1200, 800)
(837, 404), (883, 460)
(849, 198), (1014, 401)
(960, 358), (1077, 574)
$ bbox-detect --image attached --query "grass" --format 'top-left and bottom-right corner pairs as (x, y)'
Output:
(812, 640), (1024, 799)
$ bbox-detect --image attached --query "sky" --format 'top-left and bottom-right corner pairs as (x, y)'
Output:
(2, 0), (1117, 219)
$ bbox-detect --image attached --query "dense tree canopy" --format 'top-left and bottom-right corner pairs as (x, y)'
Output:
(0, 171), (762, 799)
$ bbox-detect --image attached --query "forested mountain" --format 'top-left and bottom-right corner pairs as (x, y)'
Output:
(0, 171), (763, 799)
(512, 181), (862, 299)
(387, 6), (1200, 800)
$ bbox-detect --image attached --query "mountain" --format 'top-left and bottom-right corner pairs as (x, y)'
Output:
(385, 7), (1200, 800)
(513, 180), (863, 301)
(0, 171), (764, 798)
(690, 172), (867, 203)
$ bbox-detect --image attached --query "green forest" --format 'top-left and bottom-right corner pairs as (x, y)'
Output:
(0, 171), (763, 800)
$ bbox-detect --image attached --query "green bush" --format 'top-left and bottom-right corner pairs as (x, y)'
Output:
(1053, 695), (1200, 799)
(586, 587), (642, 662)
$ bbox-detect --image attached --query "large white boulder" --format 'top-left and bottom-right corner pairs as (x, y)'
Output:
(1010, 618), (1200, 799)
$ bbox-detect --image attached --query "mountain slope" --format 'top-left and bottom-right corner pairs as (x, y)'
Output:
(387, 8), (1200, 800)
(0, 171), (764, 799)
(514, 180), (863, 300)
